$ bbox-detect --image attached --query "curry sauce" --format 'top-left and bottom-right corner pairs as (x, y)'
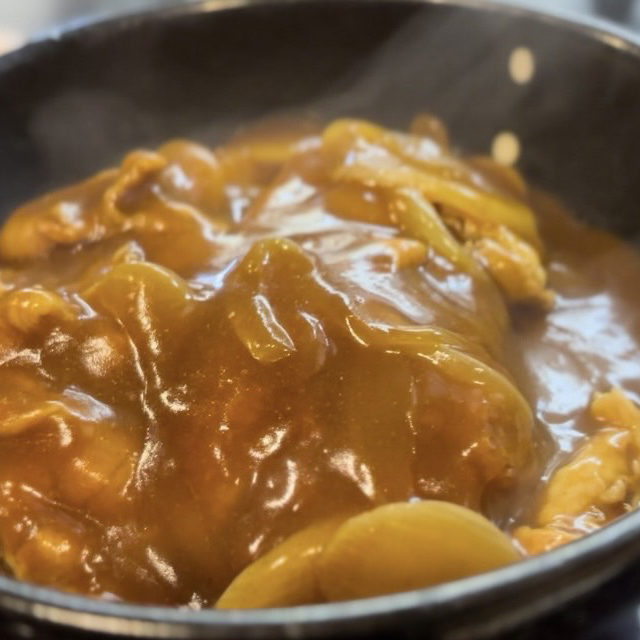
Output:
(0, 117), (639, 606)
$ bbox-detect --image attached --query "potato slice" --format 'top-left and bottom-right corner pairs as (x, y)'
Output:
(216, 518), (344, 609)
(318, 501), (519, 602)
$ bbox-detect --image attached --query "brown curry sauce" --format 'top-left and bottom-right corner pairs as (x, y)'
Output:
(0, 117), (639, 606)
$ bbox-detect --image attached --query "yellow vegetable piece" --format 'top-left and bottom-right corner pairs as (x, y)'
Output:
(318, 501), (519, 602)
(466, 156), (527, 199)
(2, 288), (77, 334)
(216, 518), (344, 609)
(389, 188), (477, 274)
(322, 118), (541, 248)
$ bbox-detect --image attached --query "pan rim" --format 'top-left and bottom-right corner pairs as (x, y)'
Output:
(1, 0), (640, 636)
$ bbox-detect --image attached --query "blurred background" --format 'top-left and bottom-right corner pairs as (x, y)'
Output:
(0, 0), (639, 49)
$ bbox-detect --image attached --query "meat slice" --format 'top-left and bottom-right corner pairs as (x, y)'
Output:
(515, 389), (640, 553)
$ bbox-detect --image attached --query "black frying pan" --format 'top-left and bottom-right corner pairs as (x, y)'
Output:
(1, 1), (640, 638)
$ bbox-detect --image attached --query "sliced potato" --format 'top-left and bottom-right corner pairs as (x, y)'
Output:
(216, 518), (344, 609)
(318, 501), (519, 602)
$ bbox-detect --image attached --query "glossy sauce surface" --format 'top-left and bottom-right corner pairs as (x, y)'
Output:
(0, 118), (639, 605)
